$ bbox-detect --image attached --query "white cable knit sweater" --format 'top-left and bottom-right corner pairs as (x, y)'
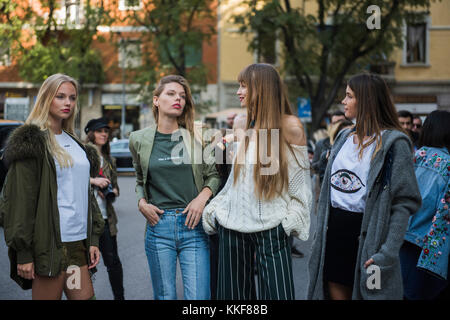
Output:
(202, 142), (312, 241)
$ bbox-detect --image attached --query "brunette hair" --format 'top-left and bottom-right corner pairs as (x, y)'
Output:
(397, 110), (413, 122)
(347, 73), (404, 159)
(85, 130), (111, 158)
(152, 75), (195, 134)
(234, 63), (295, 200)
(418, 110), (450, 152)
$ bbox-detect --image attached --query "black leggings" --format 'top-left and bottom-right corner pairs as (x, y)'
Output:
(99, 220), (124, 300)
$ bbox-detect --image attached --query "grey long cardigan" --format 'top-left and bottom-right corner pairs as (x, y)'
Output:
(307, 128), (422, 300)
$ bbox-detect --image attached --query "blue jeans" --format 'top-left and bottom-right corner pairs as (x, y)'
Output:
(400, 241), (448, 300)
(145, 208), (210, 300)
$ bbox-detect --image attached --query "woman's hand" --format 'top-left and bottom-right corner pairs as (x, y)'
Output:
(90, 177), (111, 189)
(88, 246), (100, 269)
(183, 188), (212, 229)
(138, 198), (164, 226)
(364, 258), (375, 269)
(17, 262), (35, 280)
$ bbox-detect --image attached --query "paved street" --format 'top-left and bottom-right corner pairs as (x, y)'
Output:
(0, 176), (317, 300)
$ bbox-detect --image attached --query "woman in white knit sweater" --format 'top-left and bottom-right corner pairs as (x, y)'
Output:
(202, 63), (312, 300)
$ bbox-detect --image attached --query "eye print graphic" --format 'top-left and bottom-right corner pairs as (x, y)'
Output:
(330, 169), (365, 193)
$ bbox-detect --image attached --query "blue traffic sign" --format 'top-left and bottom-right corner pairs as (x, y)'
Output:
(297, 97), (311, 122)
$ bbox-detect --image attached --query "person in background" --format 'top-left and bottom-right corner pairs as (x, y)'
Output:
(85, 117), (125, 300)
(203, 63), (312, 300)
(412, 115), (423, 135)
(0, 73), (104, 299)
(312, 110), (347, 185)
(129, 75), (220, 300)
(308, 73), (421, 300)
(398, 110), (419, 150)
(208, 128), (234, 299)
(330, 110), (346, 125)
(226, 113), (237, 129)
(400, 110), (450, 300)
(314, 119), (354, 186)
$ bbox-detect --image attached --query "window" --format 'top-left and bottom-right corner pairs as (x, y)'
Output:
(403, 16), (430, 66)
(118, 39), (142, 68)
(406, 23), (427, 63)
(55, 0), (82, 26)
(4, 97), (29, 121)
(160, 42), (202, 68)
(119, 0), (142, 11)
(0, 46), (11, 67)
(65, 0), (82, 26)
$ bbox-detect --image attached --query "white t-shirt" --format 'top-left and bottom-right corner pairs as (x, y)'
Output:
(94, 156), (108, 220)
(330, 135), (376, 213)
(54, 132), (90, 242)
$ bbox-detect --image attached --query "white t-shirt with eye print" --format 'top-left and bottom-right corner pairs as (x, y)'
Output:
(330, 135), (376, 213)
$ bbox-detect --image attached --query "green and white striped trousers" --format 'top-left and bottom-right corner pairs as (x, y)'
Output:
(216, 224), (295, 300)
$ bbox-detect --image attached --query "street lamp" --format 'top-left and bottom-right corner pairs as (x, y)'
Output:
(119, 38), (127, 139)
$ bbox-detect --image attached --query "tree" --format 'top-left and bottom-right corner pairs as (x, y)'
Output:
(233, 0), (432, 132)
(0, 0), (114, 85)
(121, 0), (217, 113)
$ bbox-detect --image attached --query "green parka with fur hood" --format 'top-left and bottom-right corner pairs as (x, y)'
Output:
(0, 124), (104, 289)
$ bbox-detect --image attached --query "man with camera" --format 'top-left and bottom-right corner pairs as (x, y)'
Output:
(85, 118), (125, 300)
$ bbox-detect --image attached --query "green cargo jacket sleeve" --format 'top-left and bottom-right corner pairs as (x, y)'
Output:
(2, 158), (40, 264)
(89, 186), (104, 248)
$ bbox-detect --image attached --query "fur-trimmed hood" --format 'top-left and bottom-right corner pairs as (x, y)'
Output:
(4, 124), (100, 177)
(4, 124), (47, 163)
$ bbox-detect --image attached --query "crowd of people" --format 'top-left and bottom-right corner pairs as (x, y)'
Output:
(0, 65), (448, 301)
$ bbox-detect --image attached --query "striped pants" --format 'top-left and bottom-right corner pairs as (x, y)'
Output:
(217, 224), (295, 300)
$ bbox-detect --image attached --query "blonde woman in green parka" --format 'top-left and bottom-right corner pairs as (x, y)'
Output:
(0, 74), (104, 300)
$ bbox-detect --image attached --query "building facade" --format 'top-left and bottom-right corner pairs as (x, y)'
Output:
(0, 0), (219, 137)
(215, 0), (450, 121)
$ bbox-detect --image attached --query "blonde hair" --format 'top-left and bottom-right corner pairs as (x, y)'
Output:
(234, 63), (293, 200)
(152, 75), (195, 135)
(26, 73), (79, 168)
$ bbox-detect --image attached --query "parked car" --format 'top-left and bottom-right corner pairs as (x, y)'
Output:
(0, 120), (23, 193)
(110, 138), (134, 172)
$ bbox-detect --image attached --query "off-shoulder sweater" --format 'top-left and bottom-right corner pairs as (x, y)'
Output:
(202, 142), (312, 240)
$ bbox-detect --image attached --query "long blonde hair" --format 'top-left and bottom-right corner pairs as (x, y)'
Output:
(233, 63), (293, 200)
(152, 75), (195, 135)
(26, 73), (79, 168)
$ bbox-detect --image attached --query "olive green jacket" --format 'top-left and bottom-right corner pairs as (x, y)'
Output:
(0, 124), (104, 289)
(90, 144), (120, 236)
(129, 124), (220, 207)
